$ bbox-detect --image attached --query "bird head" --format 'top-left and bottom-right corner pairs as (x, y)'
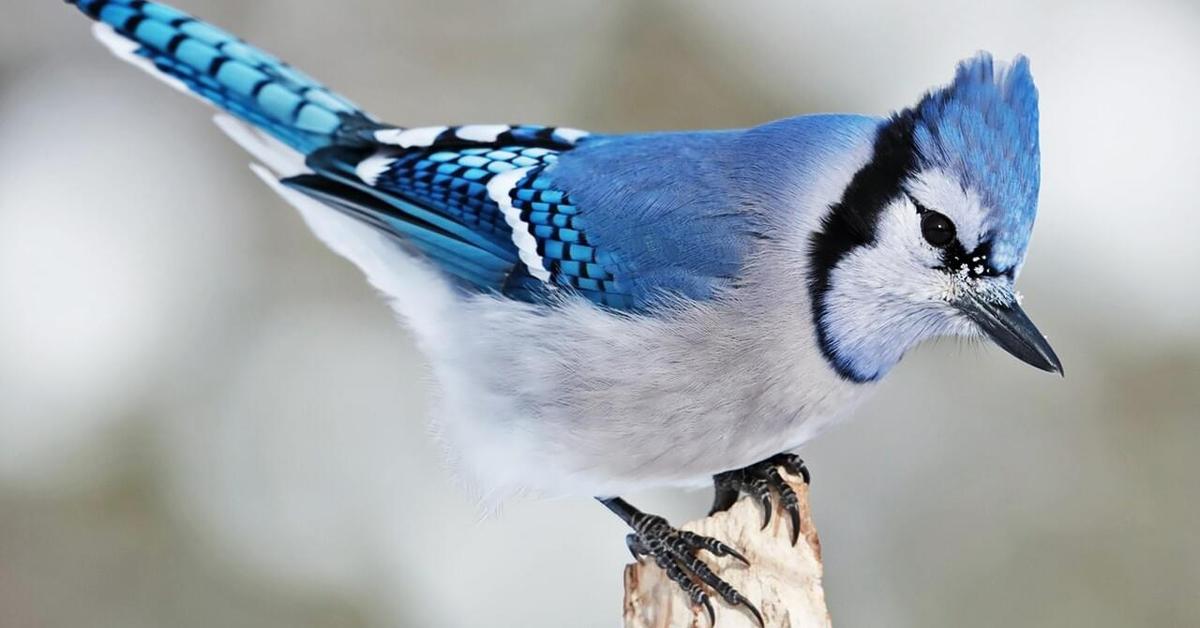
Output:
(809, 53), (1062, 382)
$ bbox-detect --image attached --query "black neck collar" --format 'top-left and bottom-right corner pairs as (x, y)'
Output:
(807, 111), (918, 382)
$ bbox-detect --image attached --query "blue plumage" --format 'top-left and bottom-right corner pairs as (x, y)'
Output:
(544, 131), (759, 306)
(302, 145), (521, 289)
(66, 3), (1063, 614)
(66, 0), (1056, 381)
(71, 0), (371, 154)
(333, 128), (763, 309)
(65, 0), (761, 312)
(373, 146), (559, 241)
(500, 167), (634, 308)
(911, 53), (1040, 273)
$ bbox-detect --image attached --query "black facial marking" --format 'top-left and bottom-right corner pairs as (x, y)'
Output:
(807, 111), (919, 383)
(938, 239), (1011, 280)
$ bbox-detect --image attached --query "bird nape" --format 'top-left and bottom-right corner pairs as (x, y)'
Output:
(64, 1), (1061, 623)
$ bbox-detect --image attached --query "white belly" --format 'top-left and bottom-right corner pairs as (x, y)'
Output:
(421, 291), (871, 503)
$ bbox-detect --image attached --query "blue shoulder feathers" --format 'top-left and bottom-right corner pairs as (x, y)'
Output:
(535, 131), (759, 307)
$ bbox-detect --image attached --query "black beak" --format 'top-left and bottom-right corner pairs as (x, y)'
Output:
(956, 291), (1063, 376)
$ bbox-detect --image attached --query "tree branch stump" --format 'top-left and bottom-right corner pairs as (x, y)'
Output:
(622, 471), (830, 627)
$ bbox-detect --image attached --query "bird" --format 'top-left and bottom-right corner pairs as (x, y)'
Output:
(64, 1), (1062, 623)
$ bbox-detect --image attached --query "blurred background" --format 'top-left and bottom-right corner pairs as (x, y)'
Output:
(2, 1), (1198, 626)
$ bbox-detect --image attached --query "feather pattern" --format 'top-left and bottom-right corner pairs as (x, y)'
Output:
(301, 130), (760, 309)
(542, 131), (762, 306)
(911, 53), (1040, 273)
(490, 166), (635, 308)
(71, 0), (374, 153)
(67, 0), (758, 312)
(66, 0), (1051, 504)
(370, 124), (590, 149)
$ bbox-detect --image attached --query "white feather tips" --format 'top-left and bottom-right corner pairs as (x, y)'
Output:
(373, 126), (449, 148)
(487, 167), (551, 283)
(372, 124), (590, 148)
(553, 127), (589, 143)
(355, 152), (395, 186)
(454, 124), (510, 143)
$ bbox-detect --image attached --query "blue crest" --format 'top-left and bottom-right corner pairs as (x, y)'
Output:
(912, 53), (1040, 273)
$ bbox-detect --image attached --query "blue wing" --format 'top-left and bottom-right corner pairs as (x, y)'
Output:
(294, 129), (759, 310)
(523, 131), (759, 307)
(68, 0), (758, 311)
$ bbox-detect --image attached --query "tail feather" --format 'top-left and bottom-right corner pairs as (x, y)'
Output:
(281, 174), (513, 288)
(71, 0), (376, 154)
(212, 114), (306, 176)
(69, 0), (533, 296)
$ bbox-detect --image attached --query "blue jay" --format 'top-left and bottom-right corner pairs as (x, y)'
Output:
(66, 1), (1062, 622)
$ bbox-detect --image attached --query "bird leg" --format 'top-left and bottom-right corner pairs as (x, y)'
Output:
(709, 453), (811, 546)
(598, 497), (763, 626)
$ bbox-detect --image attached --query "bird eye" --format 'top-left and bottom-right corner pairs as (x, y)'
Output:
(920, 211), (957, 247)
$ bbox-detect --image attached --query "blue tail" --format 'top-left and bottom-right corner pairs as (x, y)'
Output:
(68, 0), (377, 154)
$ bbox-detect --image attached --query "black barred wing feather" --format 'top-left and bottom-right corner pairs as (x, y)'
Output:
(366, 144), (563, 240)
(490, 167), (634, 308)
(68, 2), (741, 313)
(291, 125), (631, 308)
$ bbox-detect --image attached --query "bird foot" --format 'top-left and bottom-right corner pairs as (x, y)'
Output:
(598, 495), (763, 627)
(625, 511), (764, 627)
(710, 453), (810, 546)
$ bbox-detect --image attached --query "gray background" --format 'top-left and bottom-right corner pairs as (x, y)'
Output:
(2, 1), (1198, 626)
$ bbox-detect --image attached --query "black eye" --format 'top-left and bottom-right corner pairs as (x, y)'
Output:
(920, 211), (957, 247)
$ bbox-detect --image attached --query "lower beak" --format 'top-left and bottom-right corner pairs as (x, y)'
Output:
(955, 289), (1063, 376)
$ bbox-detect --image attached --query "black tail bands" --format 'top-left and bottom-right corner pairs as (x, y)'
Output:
(67, 0), (379, 154)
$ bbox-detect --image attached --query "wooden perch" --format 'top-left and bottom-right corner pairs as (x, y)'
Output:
(622, 471), (831, 628)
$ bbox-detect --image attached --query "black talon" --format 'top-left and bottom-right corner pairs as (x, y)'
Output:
(683, 550), (763, 626)
(598, 496), (760, 625)
(766, 467), (804, 546)
(744, 599), (766, 627)
(701, 596), (716, 625)
(711, 453), (812, 546)
(661, 559), (714, 624)
(680, 530), (750, 566)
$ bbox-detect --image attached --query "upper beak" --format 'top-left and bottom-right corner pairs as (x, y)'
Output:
(955, 289), (1064, 376)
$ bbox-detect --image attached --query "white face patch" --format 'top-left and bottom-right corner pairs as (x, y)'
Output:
(849, 196), (956, 305)
(818, 194), (984, 380)
(905, 168), (987, 253)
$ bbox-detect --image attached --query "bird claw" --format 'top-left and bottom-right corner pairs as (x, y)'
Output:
(626, 513), (761, 626)
(679, 529), (751, 566)
(711, 453), (811, 546)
